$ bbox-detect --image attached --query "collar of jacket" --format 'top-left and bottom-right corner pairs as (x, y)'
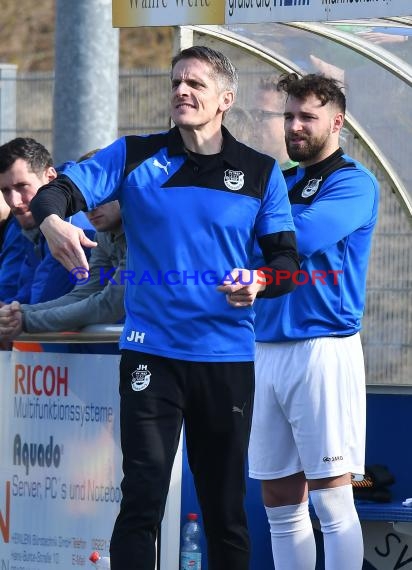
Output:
(167, 125), (242, 170)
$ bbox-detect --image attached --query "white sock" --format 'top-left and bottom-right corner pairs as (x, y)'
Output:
(310, 485), (363, 570)
(265, 501), (316, 570)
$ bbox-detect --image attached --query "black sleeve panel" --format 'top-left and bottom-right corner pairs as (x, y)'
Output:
(30, 175), (88, 226)
(257, 231), (300, 298)
(124, 133), (169, 179)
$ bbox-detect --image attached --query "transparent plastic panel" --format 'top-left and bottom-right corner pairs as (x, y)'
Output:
(218, 21), (412, 204)
(194, 26), (412, 386)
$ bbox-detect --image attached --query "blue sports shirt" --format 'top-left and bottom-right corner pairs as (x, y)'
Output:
(3, 212), (95, 305)
(254, 149), (379, 341)
(0, 216), (27, 301)
(58, 127), (296, 361)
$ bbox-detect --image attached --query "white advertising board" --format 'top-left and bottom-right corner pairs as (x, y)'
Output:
(363, 521), (412, 569)
(112, 0), (411, 27)
(312, 519), (412, 569)
(0, 351), (122, 570)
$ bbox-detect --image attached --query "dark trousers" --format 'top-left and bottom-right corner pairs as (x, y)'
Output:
(110, 350), (254, 570)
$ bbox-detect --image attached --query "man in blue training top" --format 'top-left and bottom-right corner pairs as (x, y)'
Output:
(248, 73), (379, 570)
(28, 46), (299, 570)
(0, 137), (95, 305)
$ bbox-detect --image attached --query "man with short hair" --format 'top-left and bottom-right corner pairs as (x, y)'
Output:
(0, 200), (125, 339)
(249, 73), (379, 570)
(29, 46), (300, 570)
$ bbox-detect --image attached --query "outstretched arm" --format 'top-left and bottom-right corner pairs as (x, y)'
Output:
(30, 173), (97, 271)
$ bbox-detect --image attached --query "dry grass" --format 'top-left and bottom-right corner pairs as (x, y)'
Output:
(0, 0), (173, 72)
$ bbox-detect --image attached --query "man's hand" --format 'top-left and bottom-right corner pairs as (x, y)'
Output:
(310, 55), (345, 85)
(217, 268), (266, 307)
(40, 214), (97, 271)
(0, 301), (23, 339)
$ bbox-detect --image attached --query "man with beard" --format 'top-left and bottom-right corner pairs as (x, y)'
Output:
(248, 73), (379, 570)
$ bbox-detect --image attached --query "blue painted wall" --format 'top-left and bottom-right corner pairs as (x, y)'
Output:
(180, 394), (412, 569)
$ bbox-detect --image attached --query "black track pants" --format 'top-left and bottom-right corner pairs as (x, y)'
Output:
(110, 350), (254, 570)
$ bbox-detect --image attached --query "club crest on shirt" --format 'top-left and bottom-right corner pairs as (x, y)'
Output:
(301, 177), (322, 198)
(131, 365), (151, 391)
(224, 169), (244, 191)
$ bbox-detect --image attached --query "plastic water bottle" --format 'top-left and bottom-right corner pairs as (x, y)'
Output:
(89, 551), (110, 568)
(180, 512), (202, 570)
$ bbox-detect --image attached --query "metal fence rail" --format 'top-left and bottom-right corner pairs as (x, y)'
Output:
(0, 68), (171, 148)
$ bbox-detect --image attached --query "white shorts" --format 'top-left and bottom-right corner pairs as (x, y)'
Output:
(248, 334), (366, 480)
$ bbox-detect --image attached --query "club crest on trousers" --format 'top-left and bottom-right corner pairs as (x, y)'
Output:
(131, 365), (151, 391)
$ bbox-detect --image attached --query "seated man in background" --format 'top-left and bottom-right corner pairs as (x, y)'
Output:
(223, 106), (255, 146)
(0, 200), (125, 347)
(0, 137), (96, 305)
(250, 75), (296, 170)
